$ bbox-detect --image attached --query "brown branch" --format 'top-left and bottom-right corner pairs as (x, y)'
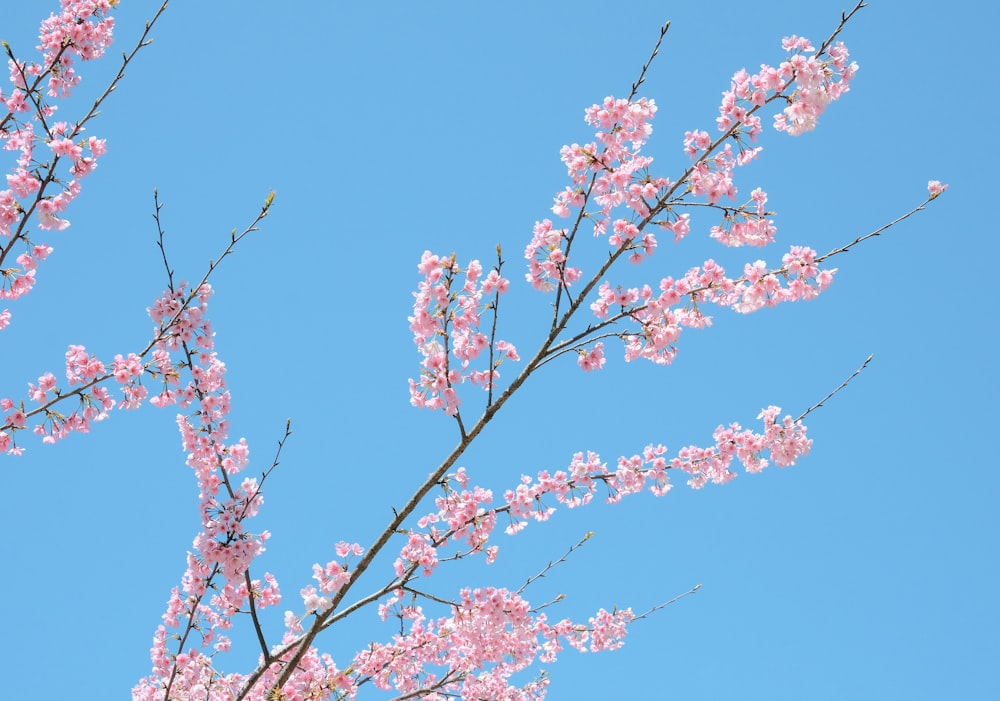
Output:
(795, 354), (872, 423)
(244, 6), (882, 697)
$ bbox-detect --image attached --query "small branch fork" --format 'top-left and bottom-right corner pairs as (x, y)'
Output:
(0, 191), (275, 442)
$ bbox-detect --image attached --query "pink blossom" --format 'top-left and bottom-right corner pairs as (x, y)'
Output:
(6, 170), (41, 198)
(409, 252), (518, 412)
(577, 342), (606, 371)
(49, 137), (83, 160)
(928, 180), (948, 199)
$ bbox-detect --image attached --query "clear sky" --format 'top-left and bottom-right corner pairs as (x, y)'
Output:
(0, 1), (995, 700)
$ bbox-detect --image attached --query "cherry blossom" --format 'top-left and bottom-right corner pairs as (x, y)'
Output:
(0, 1), (119, 327)
(928, 180), (948, 199)
(408, 251), (517, 415)
(0, 5), (955, 701)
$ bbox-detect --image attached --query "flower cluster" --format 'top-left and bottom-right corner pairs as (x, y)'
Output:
(408, 251), (518, 415)
(394, 468), (500, 581)
(147, 284), (272, 597)
(707, 35), (858, 139)
(577, 341), (606, 372)
(0, 281), (215, 453)
(394, 403), (809, 563)
(553, 97), (661, 223)
(517, 36), (860, 384)
(527, 97), (666, 291)
(356, 586), (632, 701)
(735, 245), (836, 313)
(772, 37), (857, 136)
(585, 248), (835, 367)
(1, 1), (117, 328)
(503, 406), (810, 534)
(928, 180), (948, 199)
(524, 218), (579, 293)
(708, 188), (775, 247)
(301, 541), (364, 614)
(671, 37), (857, 255)
(35, 0), (119, 97)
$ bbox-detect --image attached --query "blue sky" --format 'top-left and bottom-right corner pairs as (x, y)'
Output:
(0, 1), (996, 699)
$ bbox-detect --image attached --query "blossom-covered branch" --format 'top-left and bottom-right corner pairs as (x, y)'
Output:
(0, 4), (950, 701)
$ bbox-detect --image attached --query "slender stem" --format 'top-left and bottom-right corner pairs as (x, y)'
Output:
(486, 246), (503, 408)
(244, 421), (293, 662)
(630, 583), (702, 622)
(814, 198), (930, 265)
(518, 532), (593, 595)
(795, 354), (872, 423)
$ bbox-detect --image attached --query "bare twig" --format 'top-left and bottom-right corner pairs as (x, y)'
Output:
(795, 354), (873, 423)
(630, 583), (703, 622)
(518, 532), (594, 595)
(814, 197), (932, 266)
(628, 21), (671, 101)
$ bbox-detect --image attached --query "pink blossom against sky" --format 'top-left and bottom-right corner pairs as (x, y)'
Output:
(0, 2), (995, 700)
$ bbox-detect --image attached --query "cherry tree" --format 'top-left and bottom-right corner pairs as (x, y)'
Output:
(0, 2), (948, 700)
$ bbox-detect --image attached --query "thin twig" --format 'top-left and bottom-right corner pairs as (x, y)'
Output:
(486, 245), (504, 408)
(628, 21), (670, 101)
(814, 198), (931, 265)
(244, 419), (294, 661)
(795, 354), (873, 423)
(630, 583), (702, 622)
(518, 531), (594, 595)
(400, 586), (458, 608)
(815, 1), (867, 57)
